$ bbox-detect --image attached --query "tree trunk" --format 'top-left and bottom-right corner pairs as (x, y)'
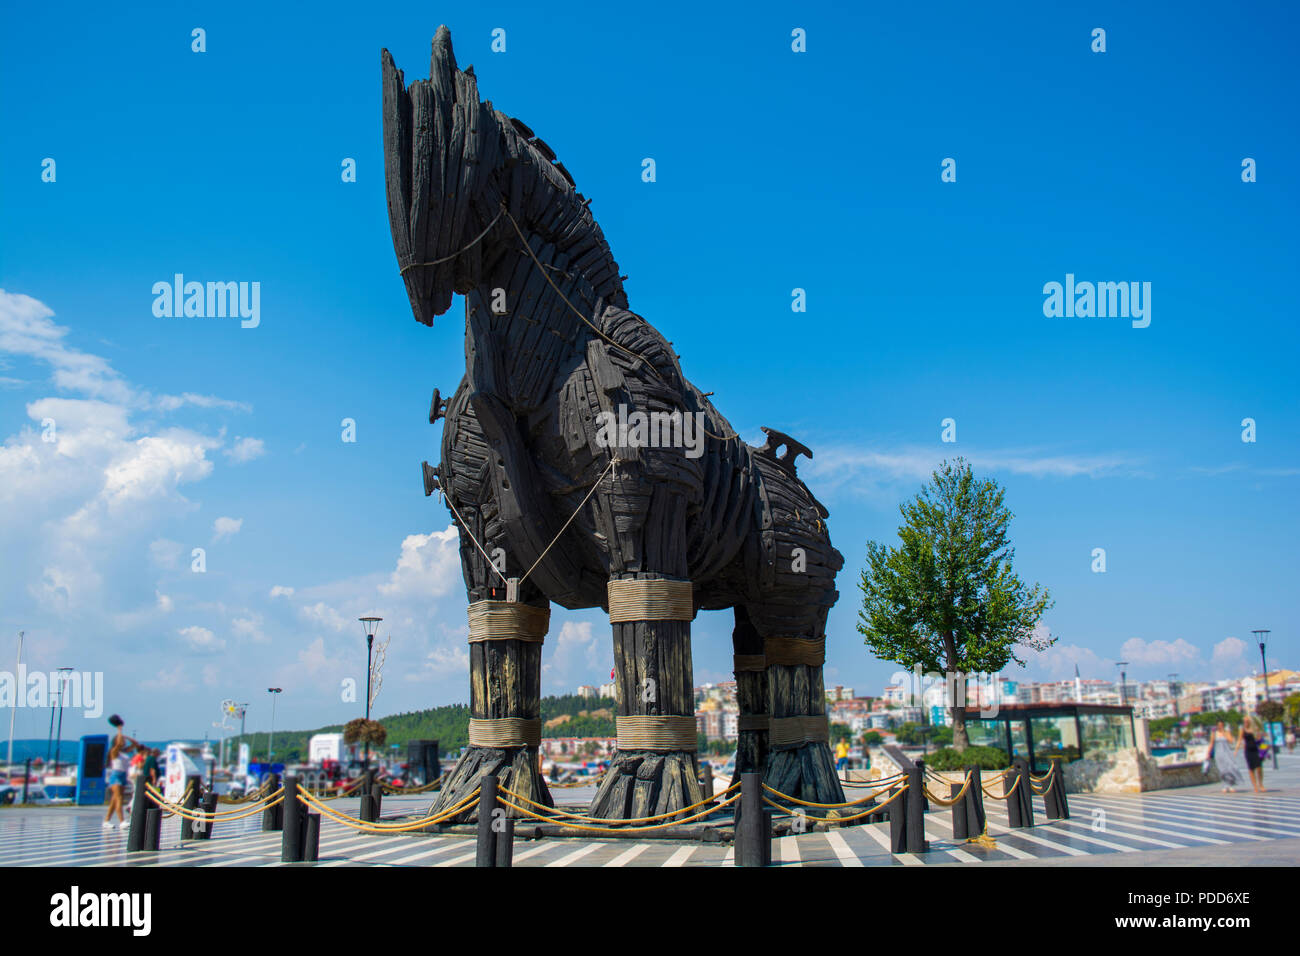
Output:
(951, 705), (969, 751)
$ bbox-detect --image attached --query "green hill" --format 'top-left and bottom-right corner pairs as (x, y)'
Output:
(224, 694), (618, 763)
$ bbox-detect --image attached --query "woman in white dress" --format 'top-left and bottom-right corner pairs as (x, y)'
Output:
(1207, 720), (1243, 793)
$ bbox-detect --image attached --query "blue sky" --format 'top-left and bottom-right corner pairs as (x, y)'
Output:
(2, 1), (1296, 743)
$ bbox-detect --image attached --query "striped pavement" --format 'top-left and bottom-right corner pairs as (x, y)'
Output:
(1, 754), (1297, 867)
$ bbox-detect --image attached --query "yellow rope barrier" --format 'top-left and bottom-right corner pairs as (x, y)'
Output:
(145, 783), (283, 818)
(982, 774), (1021, 800)
(296, 787), (480, 832)
(145, 790), (285, 823)
(920, 774), (973, 807)
(498, 781), (738, 825)
(494, 790), (742, 833)
(761, 782), (896, 809)
(762, 784), (908, 824)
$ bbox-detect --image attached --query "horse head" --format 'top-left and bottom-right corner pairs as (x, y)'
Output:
(382, 26), (625, 327)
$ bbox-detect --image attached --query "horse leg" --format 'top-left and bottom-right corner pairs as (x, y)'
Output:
(589, 482), (704, 820)
(755, 605), (845, 806)
(730, 605), (769, 785)
(429, 403), (554, 823)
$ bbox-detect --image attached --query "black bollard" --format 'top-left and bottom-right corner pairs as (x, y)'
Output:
(736, 772), (768, 867)
(303, 813), (321, 862)
(965, 765), (987, 834)
(127, 778), (149, 852)
(494, 815), (515, 868)
(371, 776), (383, 819)
(476, 774), (500, 867)
(143, 808), (161, 850)
(951, 780), (969, 840)
(915, 759), (930, 813)
(888, 782), (907, 852)
(1006, 764), (1027, 828)
(179, 775), (202, 841)
(905, 766), (929, 852)
(1016, 758), (1035, 827)
(22, 758), (31, 804)
(698, 761), (713, 799)
(1053, 759), (1070, 819)
(281, 775), (303, 862)
(262, 772), (283, 832)
(195, 792), (218, 840)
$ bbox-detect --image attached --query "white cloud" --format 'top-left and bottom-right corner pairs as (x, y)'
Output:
(224, 436), (265, 463)
(421, 644), (470, 677)
(178, 625), (225, 654)
(269, 585), (295, 599)
(1118, 637), (1202, 669)
(298, 602), (351, 633)
(213, 516), (244, 540)
(379, 527), (462, 600)
(805, 444), (1142, 499)
(1211, 637), (1250, 676)
(232, 613), (268, 643)
(141, 665), (191, 692)
(539, 618), (612, 692)
(149, 539), (184, 569)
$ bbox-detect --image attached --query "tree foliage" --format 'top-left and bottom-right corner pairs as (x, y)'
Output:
(858, 460), (1053, 749)
(343, 718), (387, 748)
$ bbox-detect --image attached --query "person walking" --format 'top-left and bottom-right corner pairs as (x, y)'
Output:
(1207, 720), (1243, 793)
(1236, 715), (1266, 794)
(835, 737), (850, 777)
(102, 715), (140, 830)
(142, 748), (160, 789)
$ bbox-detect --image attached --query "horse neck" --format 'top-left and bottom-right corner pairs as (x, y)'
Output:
(464, 235), (603, 411)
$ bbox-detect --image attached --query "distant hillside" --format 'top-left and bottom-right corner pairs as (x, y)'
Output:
(223, 694), (618, 763)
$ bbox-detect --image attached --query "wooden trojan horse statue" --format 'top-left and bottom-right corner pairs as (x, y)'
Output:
(382, 26), (846, 821)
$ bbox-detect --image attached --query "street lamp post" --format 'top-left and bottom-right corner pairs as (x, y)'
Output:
(6, 631), (24, 772)
(267, 688), (282, 763)
(1252, 629), (1277, 771)
(359, 617), (383, 774)
(1116, 662), (1129, 706)
(53, 668), (73, 775)
(1169, 673), (1180, 719)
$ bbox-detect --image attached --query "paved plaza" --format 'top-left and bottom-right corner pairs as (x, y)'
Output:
(2, 754), (1297, 868)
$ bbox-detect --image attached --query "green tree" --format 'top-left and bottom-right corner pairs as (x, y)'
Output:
(858, 460), (1054, 751)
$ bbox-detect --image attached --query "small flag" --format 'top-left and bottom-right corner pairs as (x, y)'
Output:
(610, 668), (615, 680)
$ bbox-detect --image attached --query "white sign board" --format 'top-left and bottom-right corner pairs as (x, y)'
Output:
(164, 743), (203, 801)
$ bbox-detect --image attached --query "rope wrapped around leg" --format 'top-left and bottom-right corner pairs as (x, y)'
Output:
(769, 715), (830, 748)
(606, 579), (694, 622)
(468, 717), (542, 748)
(615, 716), (699, 752)
(467, 600), (549, 642)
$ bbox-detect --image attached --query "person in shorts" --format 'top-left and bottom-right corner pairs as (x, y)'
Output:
(102, 715), (140, 830)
